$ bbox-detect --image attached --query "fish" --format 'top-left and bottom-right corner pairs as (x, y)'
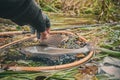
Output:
(20, 43), (92, 57)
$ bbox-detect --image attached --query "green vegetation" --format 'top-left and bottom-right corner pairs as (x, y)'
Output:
(0, 0), (120, 80)
(38, 0), (120, 22)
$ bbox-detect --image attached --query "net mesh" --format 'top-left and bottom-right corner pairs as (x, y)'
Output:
(2, 33), (90, 66)
(19, 33), (90, 66)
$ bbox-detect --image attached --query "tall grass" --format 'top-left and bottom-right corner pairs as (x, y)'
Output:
(36, 0), (120, 22)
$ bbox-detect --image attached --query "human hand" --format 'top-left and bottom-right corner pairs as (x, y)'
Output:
(46, 28), (50, 34)
(36, 27), (50, 41)
(40, 30), (49, 40)
(30, 13), (51, 40)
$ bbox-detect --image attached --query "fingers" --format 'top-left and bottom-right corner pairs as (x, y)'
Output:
(40, 31), (48, 40)
(35, 27), (50, 40)
(46, 28), (50, 34)
(40, 28), (50, 40)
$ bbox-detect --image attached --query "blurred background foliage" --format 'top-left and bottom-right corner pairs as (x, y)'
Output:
(35, 0), (120, 23)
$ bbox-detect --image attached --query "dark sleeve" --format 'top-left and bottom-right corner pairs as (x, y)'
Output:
(42, 13), (51, 28)
(0, 0), (46, 32)
(46, 15), (51, 28)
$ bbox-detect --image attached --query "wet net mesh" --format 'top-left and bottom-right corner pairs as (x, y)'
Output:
(1, 33), (91, 66)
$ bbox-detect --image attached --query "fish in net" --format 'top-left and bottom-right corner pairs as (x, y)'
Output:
(19, 34), (92, 66)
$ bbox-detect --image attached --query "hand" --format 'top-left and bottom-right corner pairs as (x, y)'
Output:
(30, 13), (51, 40)
(41, 28), (50, 40)
(46, 28), (50, 34)
(40, 30), (49, 40)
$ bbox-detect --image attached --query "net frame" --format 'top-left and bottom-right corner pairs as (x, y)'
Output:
(0, 31), (94, 71)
